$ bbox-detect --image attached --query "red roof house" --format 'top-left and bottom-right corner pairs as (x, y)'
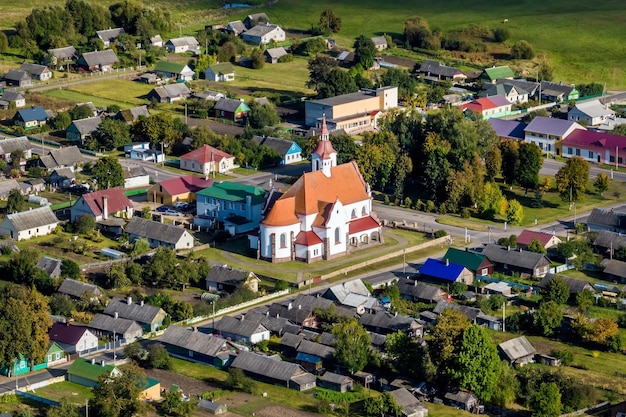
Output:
(461, 96), (512, 119)
(560, 129), (626, 166)
(48, 322), (98, 354)
(147, 175), (213, 205)
(180, 145), (235, 176)
(70, 187), (134, 222)
(517, 230), (562, 250)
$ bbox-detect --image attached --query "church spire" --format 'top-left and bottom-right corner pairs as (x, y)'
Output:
(311, 114), (337, 177)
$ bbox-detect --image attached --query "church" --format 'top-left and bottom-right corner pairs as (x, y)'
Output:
(249, 117), (382, 263)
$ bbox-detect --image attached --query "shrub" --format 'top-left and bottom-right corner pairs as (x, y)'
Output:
(434, 230), (448, 238)
(550, 349), (573, 366)
(494, 27), (510, 42)
(460, 207), (470, 219)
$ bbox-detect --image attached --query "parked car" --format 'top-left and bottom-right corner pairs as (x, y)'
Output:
(156, 205), (170, 213)
(165, 209), (183, 216)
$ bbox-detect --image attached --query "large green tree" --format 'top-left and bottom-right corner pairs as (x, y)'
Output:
(594, 172), (610, 196)
(353, 35), (377, 69)
(499, 139), (519, 185)
(528, 382), (562, 417)
(534, 300), (563, 336)
(517, 142), (543, 193)
(543, 276), (570, 304)
(505, 199), (524, 225)
(385, 331), (433, 379)
(555, 156), (590, 202)
(93, 156), (124, 189)
(450, 325), (501, 402)
(92, 118), (131, 150)
(91, 362), (149, 417)
(247, 101), (279, 129)
(6, 188), (24, 213)
(318, 9), (342, 34)
(429, 309), (470, 373)
(331, 318), (370, 374)
(46, 397), (82, 417)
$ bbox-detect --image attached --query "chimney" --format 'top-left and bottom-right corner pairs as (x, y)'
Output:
(519, 248), (523, 252)
(276, 313), (279, 318)
(193, 326), (198, 332)
(445, 258), (449, 266)
(288, 302), (292, 310)
(266, 311), (269, 316)
(127, 296), (132, 305)
(240, 314), (245, 321)
(114, 312), (118, 319)
(414, 280), (417, 287)
(140, 300), (144, 306)
(507, 246), (511, 251)
(102, 195), (109, 220)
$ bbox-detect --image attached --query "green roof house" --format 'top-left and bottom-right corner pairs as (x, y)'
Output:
(442, 247), (494, 277)
(154, 61), (194, 82)
(196, 181), (267, 235)
(68, 358), (121, 387)
(481, 65), (515, 82)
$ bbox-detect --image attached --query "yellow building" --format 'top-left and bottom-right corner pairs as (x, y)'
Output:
(147, 175), (213, 205)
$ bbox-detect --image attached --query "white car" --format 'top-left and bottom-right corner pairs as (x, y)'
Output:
(164, 209), (183, 216)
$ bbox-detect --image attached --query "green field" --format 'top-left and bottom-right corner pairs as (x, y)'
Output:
(45, 79), (153, 109)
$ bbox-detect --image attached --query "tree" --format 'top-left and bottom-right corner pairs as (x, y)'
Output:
(10, 150), (24, 167)
(518, 142), (543, 192)
(61, 259), (81, 279)
(331, 318), (370, 373)
(49, 293), (76, 317)
(505, 199), (524, 225)
(105, 262), (130, 289)
(575, 288), (594, 313)
(594, 172), (610, 196)
(225, 367), (255, 393)
(46, 397), (82, 417)
(307, 56), (339, 92)
(404, 16), (437, 50)
(7, 248), (47, 287)
(247, 101), (279, 128)
(479, 182), (505, 218)
(364, 393), (401, 417)
(92, 118), (131, 150)
(555, 157), (590, 202)
(511, 40), (535, 59)
(0, 32), (8, 52)
(485, 145), (502, 181)
(534, 300), (563, 336)
(526, 238), (547, 254)
(147, 343), (171, 369)
(144, 246), (184, 289)
(93, 156), (124, 189)
(318, 9), (342, 34)
(0, 285), (52, 370)
(450, 325), (501, 402)
(76, 215), (96, 234)
(543, 276), (570, 304)
(499, 140), (519, 185)
(318, 68), (358, 99)
(91, 362), (149, 417)
(131, 238), (150, 256)
(492, 362), (519, 408)
(429, 309), (471, 372)
(493, 27), (510, 42)
(6, 188), (24, 213)
(161, 389), (197, 417)
(385, 331), (432, 379)
(250, 48), (264, 69)
(528, 382), (562, 417)
(217, 41), (238, 62)
(70, 104), (96, 120)
(353, 35), (377, 69)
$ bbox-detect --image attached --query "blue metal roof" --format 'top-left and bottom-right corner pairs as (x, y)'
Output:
(419, 258), (466, 282)
(16, 106), (47, 122)
(295, 352), (321, 364)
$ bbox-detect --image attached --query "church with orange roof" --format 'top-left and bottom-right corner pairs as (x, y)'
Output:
(249, 116), (382, 262)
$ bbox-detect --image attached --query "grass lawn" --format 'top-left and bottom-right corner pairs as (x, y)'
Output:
(229, 58), (314, 99)
(45, 89), (132, 111)
(34, 381), (93, 405)
(48, 79), (153, 108)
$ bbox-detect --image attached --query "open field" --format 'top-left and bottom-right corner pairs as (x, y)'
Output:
(34, 381), (93, 405)
(45, 79), (153, 109)
(229, 58), (314, 99)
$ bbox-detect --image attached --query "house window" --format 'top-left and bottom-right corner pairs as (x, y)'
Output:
(313, 249), (319, 256)
(351, 209), (356, 219)
(56, 352), (60, 360)
(240, 204), (245, 211)
(481, 268), (488, 276)
(589, 151), (594, 158)
(335, 227), (341, 244)
(362, 207), (367, 216)
(48, 354), (52, 362)
(567, 147), (573, 155)
(610, 156), (615, 163)
(575, 149), (580, 156)
(280, 233), (287, 248)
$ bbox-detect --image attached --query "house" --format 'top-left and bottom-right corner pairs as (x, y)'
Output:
(96, 28), (125, 48)
(50, 167), (76, 188)
(498, 335), (536, 366)
(193, 90), (225, 101)
(180, 144), (235, 176)
(36, 256), (62, 278)
(418, 59), (466, 82)
(242, 23), (285, 45)
(488, 118), (527, 141)
(524, 116), (584, 157)
(0, 206), (59, 241)
(0, 136), (32, 162)
(70, 187), (134, 222)
(124, 217), (195, 250)
(0, 354), (31, 377)
(322, 279), (381, 314)
(48, 46), (78, 64)
(13, 106), (49, 129)
(318, 372), (353, 393)
(147, 175), (213, 205)
(147, 83), (191, 103)
(586, 208), (626, 233)
(359, 311), (423, 338)
(493, 78), (541, 98)
(165, 37), (200, 54)
(3, 70), (32, 87)
(20, 63), (52, 81)
(88, 313), (143, 342)
(593, 230), (626, 253)
(396, 278), (446, 304)
(159, 325), (234, 368)
(601, 259), (626, 283)
(68, 358), (122, 387)
(124, 143), (164, 164)
(123, 166), (151, 188)
(279, 333), (303, 357)
(205, 63), (235, 82)
(264, 47), (288, 64)
(0, 179), (22, 199)
(251, 121), (382, 262)
(538, 274), (594, 299)
(461, 96), (512, 119)
(444, 389), (479, 412)
(335, 50), (355, 66)
(214, 315), (269, 344)
(225, 20), (247, 36)
(58, 278), (104, 300)
(154, 61), (194, 82)
(77, 50), (119, 72)
(243, 13), (270, 29)
(39, 146), (84, 171)
(139, 73), (161, 84)
(482, 244), (551, 278)
(296, 339), (335, 371)
(479, 83), (528, 104)
(66, 116), (102, 143)
(540, 81), (579, 102)
(198, 400), (228, 415)
(32, 341), (67, 372)
(150, 35), (164, 47)
(205, 265), (261, 293)
(214, 98), (250, 122)
(103, 297), (167, 332)
(560, 129), (626, 166)
(481, 65), (515, 82)
(419, 258), (474, 285)
(568, 99), (615, 126)
(517, 230), (562, 250)
(230, 351), (316, 391)
(48, 322), (98, 354)
(443, 247), (494, 277)
(389, 388), (429, 417)
(0, 90), (26, 108)
(251, 136), (302, 165)
(267, 294), (355, 328)
(115, 105), (150, 123)
(370, 35), (388, 51)
(305, 87), (398, 133)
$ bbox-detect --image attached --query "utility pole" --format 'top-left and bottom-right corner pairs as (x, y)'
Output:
(403, 249), (406, 276)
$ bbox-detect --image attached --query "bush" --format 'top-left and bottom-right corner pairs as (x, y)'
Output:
(434, 230), (448, 238)
(460, 207), (470, 219)
(550, 349), (574, 366)
(494, 27), (510, 42)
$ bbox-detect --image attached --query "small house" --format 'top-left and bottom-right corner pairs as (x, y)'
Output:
(389, 388), (429, 417)
(370, 36), (388, 51)
(442, 247), (494, 276)
(214, 315), (269, 344)
(480, 83), (528, 104)
(214, 98), (250, 122)
(124, 217), (195, 250)
(123, 166), (151, 188)
(0, 354), (31, 377)
(33, 341), (67, 371)
(498, 335), (536, 366)
(68, 358), (121, 387)
(95, 28), (125, 48)
(481, 65), (514, 83)
(70, 188), (134, 222)
(225, 20), (247, 36)
(50, 167), (76, 188)
(318, 372), (353, 392)
(251, 136), (302, 165)
(3, 69), (32, 87)
(193, 90), (225, 101)
(154, 61), (194, 82)
(568, 99), (614, 126)
(66, 116), (102, 143)
(150, 35), (164, 47)
(38, 146), (84, 171)
(19, 63), (52, 81)
(165, 37), (200, 54)
(147, 175), (213, 205)
(0, 90), (26, 108)
(198, 400), (227, 415)
(147, 83), (191, 103)
(179, 144), (235, 176)
(58, 278), (104, 300)
(48, 322), (98, 354)
(601, 259), (626, 283)
(103, 297), (167, 333)
(48, 46), (78, 64)
(540, 81), (579, 102)
(242, 23), (285, 45)
(0, 136), (32, 162)
(243, 13), (270, 29)
(0, 206), (59, 241)
(36, 256), (62, 278)
(13, 106), (49, 129)
(396, 278), (446, 304)
(115, 105), (150, 123)
(88, 313), (143, 342)
(158, 325), (234, 368)
(586, 208), (626, 233)
(517, 230), (562, 251)
(419, 258), (474, 285)
(206, 265), (260, 293)
(77, 50), (119, 72)
(482, 244), (551, 278)
(359, 311), (423, 337)
(264, 47), (288, 64)
(230, 351), (316, 391)
(205, 63), (235, 82)
(445, 390), (479, 412)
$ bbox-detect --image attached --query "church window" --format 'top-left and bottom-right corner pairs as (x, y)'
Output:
(280, 233), (287, 248)
(335, 227), (341, 244)
(351, 209), (356, 219)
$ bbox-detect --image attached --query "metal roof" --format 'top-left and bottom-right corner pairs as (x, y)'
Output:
(159, 325), (228, 356)
(124, 217), (190, 245)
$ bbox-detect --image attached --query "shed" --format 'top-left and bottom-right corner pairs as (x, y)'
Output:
(318, 372), (353, 392)
(198, 400), (227, 414)
(498, 335), (536, 366)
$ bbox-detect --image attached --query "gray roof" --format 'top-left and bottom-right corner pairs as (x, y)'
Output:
(593, 230), (626, 250)
(240, 310), (289, 334)
(0, 136), (31, 155)
(540, 81), (576, 95)
(587, 208), (626, 230)
(244, 23), (280, 38)
(323, 279), (371, 303)
(96, 28), (125, 43)
(80, 50), (119, 67)
(40, 146), (84, 169)
(0, 179), (21, 197)
(245, 13), (270, 26)
(206, 265), (256, 286)
(116, 105), (150, 122)
(214, 98), (246, 113)
(58, 278), (103, 298)
(226, 20), (247, 34)
(524, 116), (580, 137)
(124, 217), (189, 245)
(103, 297), (166, 325)
(359, 311), (421, 333)
(51, 167), (76, 180)
(36, 256), (62, 277)
(495, 78), (540, 95)
(89, 313), (142, 335)
(433, 300), (483, 322)
(5, 206), (58, 230)
(370, 36), (387, 46)
(267, 294), (355, 324)
(296, 339), (335, 360)
(159, 325), (229, 356)
(319, 371), (352, 385)
(151, 83), (191, 99)
(167, 37), (199, 47)
(445, 390), (477, 404)
(481, 83), (528, 98)
(571, 100), (614, 118)
(419, 59), (462, 78)
(19, 63), (50, 76)
(70, 116), (102, 135)
(537, 274), (594, 295)
(215, 315), (267, 338)
(48, 46), (78, 60)
(231, 351), (309, 382)
(498, 336), (536, 363)
(482, 244), (551, 270)
(601, 259), (626, 279)
(4, 69), (30, 82)
(279, 332), (303, 349)
(390, 388), (422, 408)
(0, 91), (25, 102)
(264, 47), (287, 59)
(396, 278), (445, 302)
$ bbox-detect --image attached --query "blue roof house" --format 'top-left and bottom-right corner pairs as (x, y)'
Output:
(13, 106), (49, 130)
(419, 258), (474, 285)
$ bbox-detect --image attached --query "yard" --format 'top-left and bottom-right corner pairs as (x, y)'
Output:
(45, 79), (153, 109)
(34, 381), (93, 405)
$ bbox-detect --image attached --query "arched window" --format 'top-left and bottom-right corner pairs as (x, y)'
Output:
(335, 227), (341, 244)
(351, 209), (356, 219)
(361, 206), (367, 216)
(280, 233), (287, 248)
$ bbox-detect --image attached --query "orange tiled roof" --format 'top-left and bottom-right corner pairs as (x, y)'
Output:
(261, 196), (300, 227)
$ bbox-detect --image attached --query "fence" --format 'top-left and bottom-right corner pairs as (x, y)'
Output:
(476, 275), (537, 293)
(78, 339), (128, 357)
(15, 390), (60, 407)
(22, 376), (65, 392)
(559, 401), (609, 417)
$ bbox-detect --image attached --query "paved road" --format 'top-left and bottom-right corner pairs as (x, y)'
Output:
(540, 158), (626, 181)
(0, 362), (71, 395)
